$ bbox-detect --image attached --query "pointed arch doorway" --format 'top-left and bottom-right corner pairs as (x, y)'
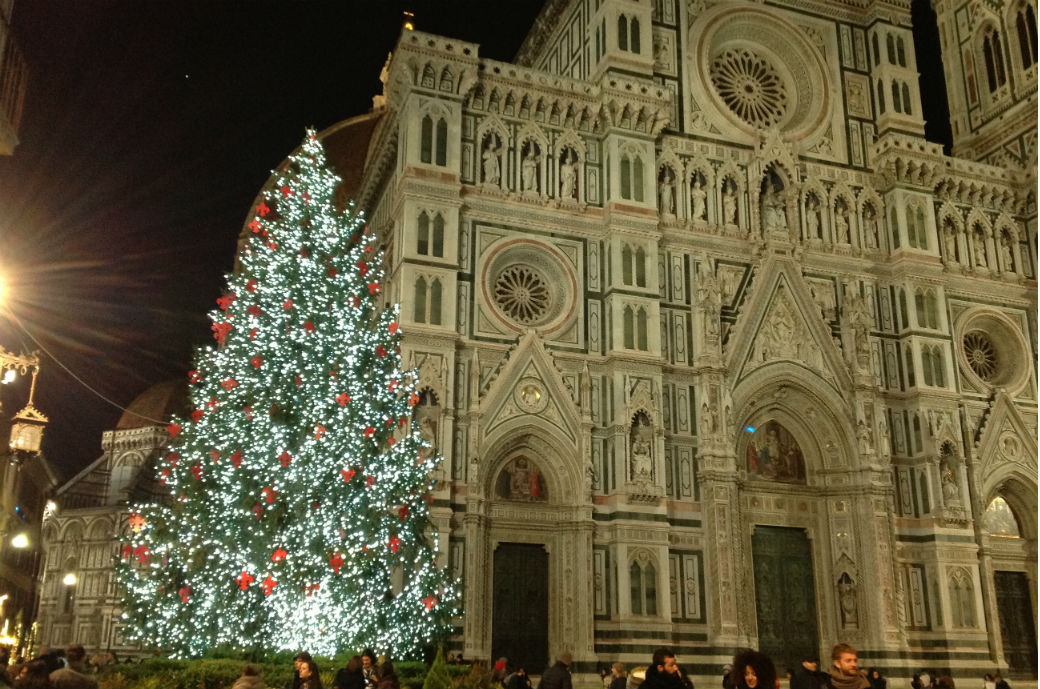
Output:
(492, 543), (549, 674)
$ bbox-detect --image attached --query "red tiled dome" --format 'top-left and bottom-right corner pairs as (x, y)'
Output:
(116, 380), (189, 430)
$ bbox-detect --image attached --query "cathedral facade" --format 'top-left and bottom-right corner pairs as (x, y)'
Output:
(331, 0), (1038, 682)
(34, 0), (1038, 683)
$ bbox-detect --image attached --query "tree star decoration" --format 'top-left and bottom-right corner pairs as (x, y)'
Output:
(116, 130), (459, 659)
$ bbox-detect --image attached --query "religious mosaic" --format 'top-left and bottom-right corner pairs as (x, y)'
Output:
(745, 421), (806, 482)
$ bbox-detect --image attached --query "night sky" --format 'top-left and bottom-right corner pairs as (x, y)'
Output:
(0, 1), (950, 481)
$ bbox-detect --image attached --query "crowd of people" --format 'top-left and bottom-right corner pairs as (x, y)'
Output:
(0, 641), (1020, 689)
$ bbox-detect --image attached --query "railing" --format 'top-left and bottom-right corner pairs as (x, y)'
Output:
(0, 10), (27, 134)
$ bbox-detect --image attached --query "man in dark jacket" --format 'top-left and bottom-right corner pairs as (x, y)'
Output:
(791, 658), (825, 689)
(539, 652), (573, 689)
(643, 648), (687, 689)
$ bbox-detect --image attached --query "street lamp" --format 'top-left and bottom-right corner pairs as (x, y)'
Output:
(10, 533), (27, 549)
(62, 573), (76, 586)
(0, 347), (47, 463)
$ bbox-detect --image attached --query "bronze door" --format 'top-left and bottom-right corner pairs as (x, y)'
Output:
(994, 570), (1038, 677)
(752, 526), (819, 672)
(493, 543), (549, 674)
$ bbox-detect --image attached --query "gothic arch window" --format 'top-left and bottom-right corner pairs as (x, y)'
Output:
(948, 568), (977, 628)
(414, 277), (427, 322)
(897, 36), (907, 66)
(435, 119), (448, 165)
(887, 34), (897, 64)
(889, 206), (900, 248)
(417, 212), (430, 255)
(922, 344), (946, 387)
(898, 288), (909, 330)
(905, 347), (916, 387)
(440, 67), (454, 93)
(907, 203), (928, 249)
(872, 34), (880, 66)
(421, 116), (434, 164)
(630, 17), (641, 53)
(429, 279), (443, 326)
(914, 288), (939, 329)
(432, 213), (445, 257)
(621, 243), (646, 287)
(636, 307), (648, 350)
(421, 64), (436, 89)
(413, 277), (443, 325)
(420, 115), (449, 166)
(1014, 2), (1038, 69)
(892, 81), (902, 113)
(630, 556), (658, 615)
(982, 26), (1008, 92)
(623, 305), (635, 349)
(902, 82), (912, 115)
(877, 79), (886, 113)
(620, 154), (632, 200)
(635, 247), (647, 287)
(618, 14), (629, 51)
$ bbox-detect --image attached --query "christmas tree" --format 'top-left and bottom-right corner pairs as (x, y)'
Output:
(117, 130), (460, 658)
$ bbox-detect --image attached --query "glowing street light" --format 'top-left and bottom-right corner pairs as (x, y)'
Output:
(10, 533), (27, 549)
(62, 573), (77, 586)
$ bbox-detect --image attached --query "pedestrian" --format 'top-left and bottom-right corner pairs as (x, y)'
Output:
(49, 644), (98, 689)
(731, 650), (776, 689)
(505, 668), (532, 689)
(376, 662), (399, 689)
(601, 668), (612, 689)
(232, 665), (269, 689)
(993, 675), (1009, 689)
(609, 663), (628, 689)
(643, 648), (686, 689)
(791, 658), (823, 689)
(538, 652), (573, 689)
(493, 658), (509, 685)
(361, 650), (379, 688)
(919, 671), (933, 689)
(677, 665), (695, 689)
(826, 644), (868, 689)
(333, 656), (365, 689)
(12, 660), (51, 689)
(982, 675), (995, 689)
(288, 653), (314, 689)
(868, 669), (885, 689)
(936, 677), (954, 689)
(722, 665), (733, 689)
(298, 659), (323, 689)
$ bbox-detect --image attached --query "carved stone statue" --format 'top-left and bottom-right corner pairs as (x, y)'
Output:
(806, 196), (821, 239)
(762, 180), (788, 233)
(560, 154), (577, 199)
(696, 267), (722, 342)
(973, 232), (988, 268)
(722, 182), (737, 226)
(940, 458), (960, 507)
(944, 224), (958, 263)
(1000, 234), (1015, 273)
(482, 140), (501, 186)
(660, 170), (675, 215)
(630, 414), (653, 480)
(838, 575), (859, 628)
(863, 205), (879, 249)
(856, 419), (873, 455)
(878, 413), (890, 458)
(835, 203), (850, 244)
(521, 147), (539, 193)
(691, 177), (707, 221)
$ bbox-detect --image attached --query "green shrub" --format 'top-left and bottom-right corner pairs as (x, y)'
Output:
(422, 647), (451, 689)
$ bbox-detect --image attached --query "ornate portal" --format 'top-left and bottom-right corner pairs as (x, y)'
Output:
(746, 421), (806, 482)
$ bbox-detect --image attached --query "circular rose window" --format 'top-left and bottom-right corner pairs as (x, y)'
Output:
(962, 331), (997, 381)
(481, 238), (578, 335)
(710, 48), (789, 128)
(955, 308), (1031, 393)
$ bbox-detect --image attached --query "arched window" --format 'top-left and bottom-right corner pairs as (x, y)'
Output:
(887, 34), (897, 64)
(635, 247), (647, 287)
(622, 245), (634, 285)
(417, 212), (430, 255)
(620, 154), (632, 200)
(898, 288), (909, 330)
(630, 558), (657, 615)
(983, 27), (1008, 92)
(915, 205), (927, 248)
(430, 279), (442, 326)
(435, 118), (448, 166)
(630, 17), (641, 53)
(890, 207), (900, 249)
(636, 308), (648, 351)
(1015, 3), (1038, 68)
(623, 306), (635, 349)
(420, 116), (433, 164)
(930, 346), (946, 387)
(618, 14), (629, 51)
(432, 213), (445, 258)
(902, 82), (912, 115)
(878, 79), (886, 114)
(892, 81), (902, 113)
(633, 156), (645, 202)
(948, 570), (977, 628)
(872, 34), (880, 66)
(904, 347), (916, 387)
(981, 496), (1022, 537)
(897, 36), (907, 66)
(414, 277), (427, 322)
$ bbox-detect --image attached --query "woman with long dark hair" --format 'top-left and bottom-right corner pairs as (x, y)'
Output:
(731, 650), (776, 689)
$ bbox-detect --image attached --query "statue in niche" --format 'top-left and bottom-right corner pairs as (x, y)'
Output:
(838, 573), (859, 628)
(878, 413), (890, 458)
(630, 412), (653, 480)
(863, 205), (879, 249)
(746, 421), (805, 482)
(973, 231), (988, 268)
(521, 143), (540, 193)
(482, 136), (501, 186)
(856, 419), (873, 455)
(497, 456), (546, 501)
(1000, 233), (1015, 273)
(835, 202), (850, 243)
(943, 222), (958, 262)
(691, 176), (707, 221)
(805, 195), (821, 239)
(940, 456), (960, 507)
(659, 168), (675, 215)
(696, 266), (722, 341)
(560, 150), (578, 199)
(415, 389), (439, 459)
(721, 180), (737, 226)
(761, 174), (788, 234)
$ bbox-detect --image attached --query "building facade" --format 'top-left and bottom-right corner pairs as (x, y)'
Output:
(321, 0), (1037, 682)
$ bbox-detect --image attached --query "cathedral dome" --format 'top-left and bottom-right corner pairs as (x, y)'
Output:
(116, 380), (189, 430)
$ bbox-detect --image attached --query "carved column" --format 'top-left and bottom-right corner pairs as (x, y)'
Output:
(462, 509), (490, 660)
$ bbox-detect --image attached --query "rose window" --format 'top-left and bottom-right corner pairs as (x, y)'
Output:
(494, 265), (551, 324)
(963, 331), (997, 381)
(709, 48), (789, 128)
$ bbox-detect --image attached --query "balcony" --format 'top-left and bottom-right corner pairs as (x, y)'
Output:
(0, 10), (27, 156)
